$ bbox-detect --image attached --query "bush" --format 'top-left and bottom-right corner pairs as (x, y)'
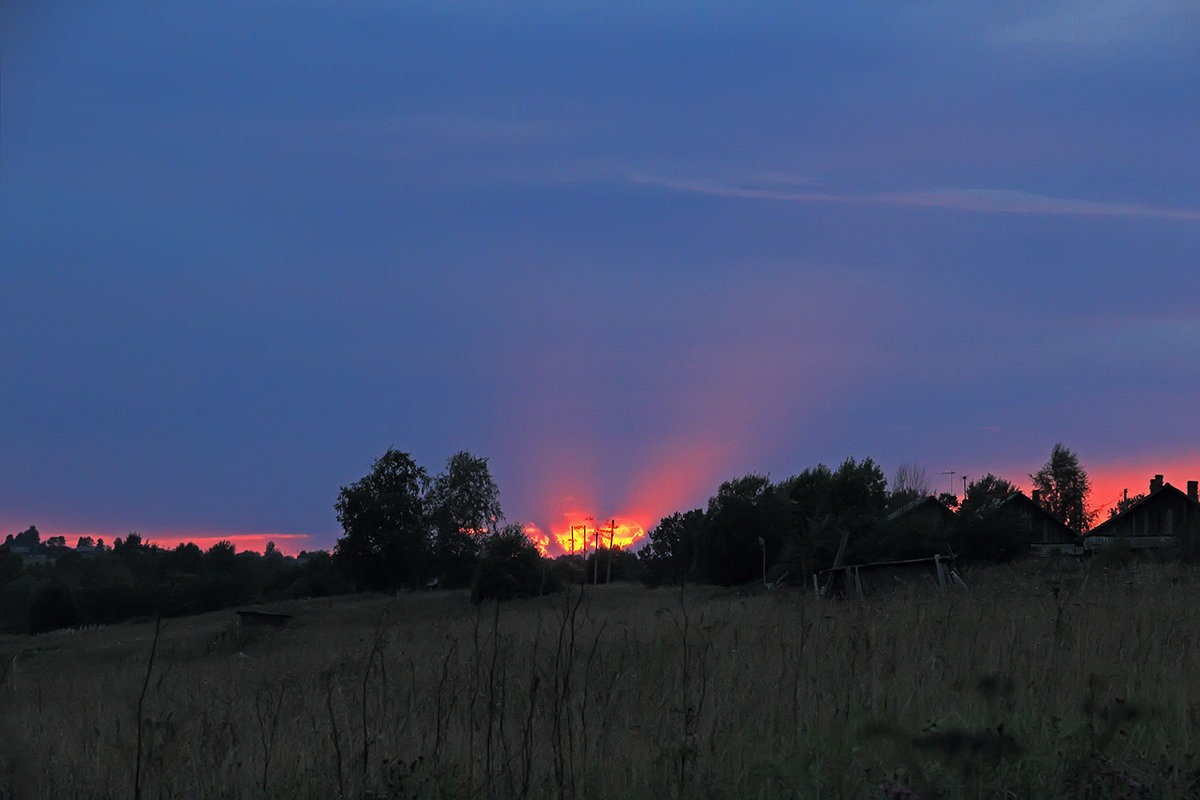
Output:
(471, 525), (559, 603)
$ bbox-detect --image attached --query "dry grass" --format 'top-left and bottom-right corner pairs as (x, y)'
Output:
(3, 560), (1200, 799)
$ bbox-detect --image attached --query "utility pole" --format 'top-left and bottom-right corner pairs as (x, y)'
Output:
(593, 527), (600, 584)
(962, 475), (967, 498)
(605, 519), (616, 584)
(940, 470), (956, 498)
(759, 536), (766, 586)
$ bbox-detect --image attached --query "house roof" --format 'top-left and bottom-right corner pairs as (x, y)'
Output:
(996, 491), (1080, 537)
(1086, 482), (1199, 538)
(888, 495), (955, 522)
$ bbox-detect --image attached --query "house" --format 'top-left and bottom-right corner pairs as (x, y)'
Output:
(996, 491), (1081, 555)
(1083, 475), (1200, 553)
(888, 495), (956, 532)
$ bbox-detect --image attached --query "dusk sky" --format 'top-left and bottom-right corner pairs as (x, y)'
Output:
(3, 1), (1198, 554)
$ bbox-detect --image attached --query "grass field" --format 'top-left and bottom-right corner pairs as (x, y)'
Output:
(2, 559), (1200, 799)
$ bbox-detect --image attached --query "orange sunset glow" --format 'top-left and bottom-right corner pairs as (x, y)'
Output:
(524, 515), (647, 557)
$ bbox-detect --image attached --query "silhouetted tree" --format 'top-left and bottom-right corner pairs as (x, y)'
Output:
(887, 463), (931, 511)
(12, 526), (39, 549)
(639, 510), (702, 586)
(1109, 493), (1146, 519)
(952, 474), (1026, 562)
(428, 450), (503, 587)
(334, 447), (430, 590)
(1030, 443), (1094, 531)
(937, 492), (960, 510)
(693, 474), (781, 585)
(471, 524), (556, 603)
(959, 473), (1017, 517)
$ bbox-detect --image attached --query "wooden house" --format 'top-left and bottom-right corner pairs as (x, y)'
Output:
(1083, 476), (1200, 553)
(887, 495), (956, 532)
(996, 491), (1081, 555)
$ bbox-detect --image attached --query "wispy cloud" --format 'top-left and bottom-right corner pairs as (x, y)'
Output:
(877, 188), (1200, 222)
(993, 0), (1199, 50)
(625, 173), (1200, 223)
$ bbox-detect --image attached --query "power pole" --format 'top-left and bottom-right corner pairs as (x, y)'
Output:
(605, 519), (616, 584)
(940, 470), (956, 498)
(962, 475), (967, 497)
(593, 527), (600, 584)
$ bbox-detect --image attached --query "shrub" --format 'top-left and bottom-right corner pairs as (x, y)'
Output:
(471, 525), (559, 603)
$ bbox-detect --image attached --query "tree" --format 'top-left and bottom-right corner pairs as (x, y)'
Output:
(1030, 443), (1094, 531)
(471, 524), (557, 603)
(887, 463), (931, 511)
(334, 448), (430, 590)
(953, 474), (1026, 562)
(1109, 493), (1146, 519)
(428, 450), (503, 586)
(639, 510), (702, 586)
(13, 526), (39, 549)
(693, 474), (776, 585)
(959, 473), (1017, 518)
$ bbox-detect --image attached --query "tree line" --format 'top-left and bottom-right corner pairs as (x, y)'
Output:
(0, 529), (348, 634)
(0, 441), (1111, 634)
(638, 444), (1093, 587)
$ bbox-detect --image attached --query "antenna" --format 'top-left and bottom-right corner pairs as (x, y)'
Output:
(940, 470), (956, 497)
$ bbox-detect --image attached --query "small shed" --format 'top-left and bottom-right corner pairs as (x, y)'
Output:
(816, 554), (964, 598)
(236, 610), (293, 628)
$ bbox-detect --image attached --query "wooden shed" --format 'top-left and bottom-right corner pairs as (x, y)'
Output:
(995, 491), (1081, 555)
(236, 610), (293, 628)
(816, 553), (964, 598)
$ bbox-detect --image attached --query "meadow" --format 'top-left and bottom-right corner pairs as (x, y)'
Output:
(2, 560), (1199, 799)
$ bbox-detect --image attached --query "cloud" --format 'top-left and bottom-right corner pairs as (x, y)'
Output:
(625, 173), (1200, 223)
(994, 0), (1199, 50)
(877, 188), (1200, 222)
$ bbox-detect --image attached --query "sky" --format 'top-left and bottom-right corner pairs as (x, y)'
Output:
(2, 1), (1198, 554)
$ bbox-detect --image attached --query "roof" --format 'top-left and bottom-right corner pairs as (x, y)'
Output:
(995, 491), (1081, 536)
(888, 495), (955, 523)
(1086, 482), (1200, 538)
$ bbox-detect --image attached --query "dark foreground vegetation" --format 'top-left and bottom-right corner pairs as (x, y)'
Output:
(3, 562), (1200, 799)
(3, 442), (1195, 636)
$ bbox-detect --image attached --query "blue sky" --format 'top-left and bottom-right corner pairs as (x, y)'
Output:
(3, 1), (1198, 550)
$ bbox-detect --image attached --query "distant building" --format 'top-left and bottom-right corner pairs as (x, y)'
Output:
(887, 495), (956, 532)
(996, 491), (1081, 555)
(1084, 475), (1200, 553)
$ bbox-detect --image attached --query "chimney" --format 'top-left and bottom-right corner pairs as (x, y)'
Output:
(1151, 474), (1164, 493)
(1031, 489), (1040, 504)
(1189, 481), (1198, 503)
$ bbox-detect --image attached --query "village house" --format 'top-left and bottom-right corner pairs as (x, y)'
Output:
(997, 490), (1082, 555)
(887, 495), (956, 533)
(1084, 475), (1200, 553)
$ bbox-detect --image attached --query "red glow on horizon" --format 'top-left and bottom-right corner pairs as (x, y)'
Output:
(1086, 455), (1199, 519)
(143, 533), (313, 556)
(0, 524), (319, 557)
